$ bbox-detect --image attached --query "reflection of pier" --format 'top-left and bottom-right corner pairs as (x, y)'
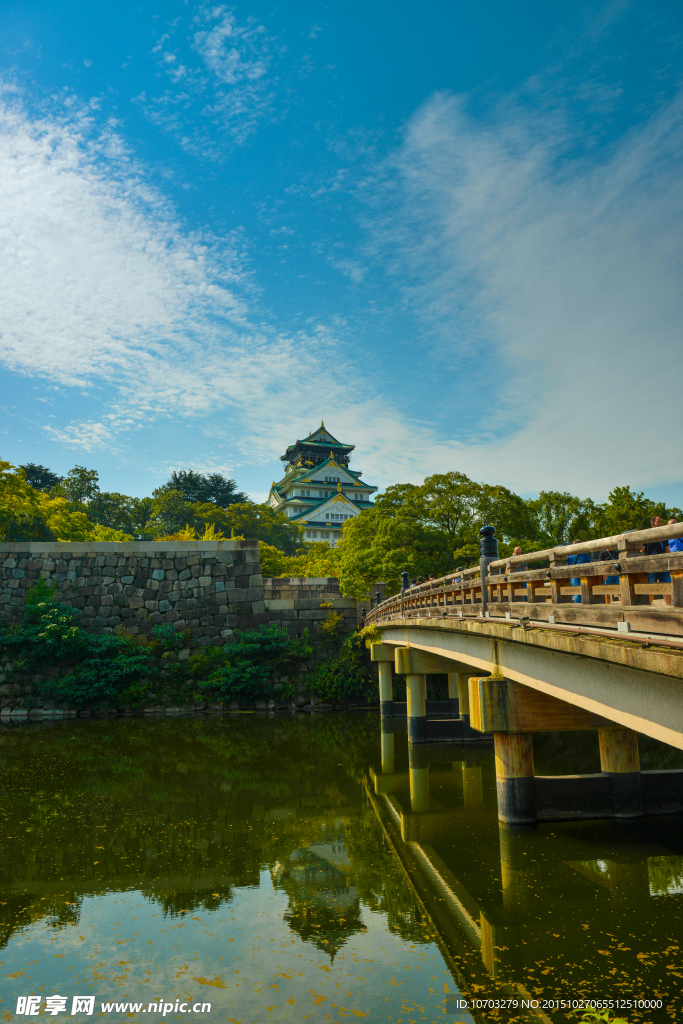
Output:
(367, 728), (683, 1019)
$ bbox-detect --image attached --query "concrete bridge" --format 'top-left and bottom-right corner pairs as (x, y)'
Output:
(365, 521), (683, 826)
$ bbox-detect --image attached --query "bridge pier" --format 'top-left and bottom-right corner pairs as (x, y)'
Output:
(381, 727), (395, 776)
(494, 732), (536, 825)
(370, 643), (396, 718)
(406, 673), (428, 743)
(599, 728), (644, 818)
(447, 672), (459, 717)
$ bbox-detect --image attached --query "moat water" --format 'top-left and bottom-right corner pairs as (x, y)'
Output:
(0, 713), (682, 1024)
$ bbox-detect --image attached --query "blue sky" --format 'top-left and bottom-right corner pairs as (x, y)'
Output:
(1, 0), (682, 504)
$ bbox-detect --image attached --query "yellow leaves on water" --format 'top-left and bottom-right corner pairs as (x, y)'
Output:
(191, 976), (227, 989)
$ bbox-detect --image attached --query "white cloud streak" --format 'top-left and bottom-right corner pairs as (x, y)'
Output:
(0, 88), (438, 481)
(373, 89), (683, 496)
(138, 5), (277, 155)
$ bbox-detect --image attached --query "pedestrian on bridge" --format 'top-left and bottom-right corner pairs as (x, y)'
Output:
(668, 518), (683, 553)
(511, 546), (529, 601)
(643, 516), (672, 606)
(567, 539), (591, 603)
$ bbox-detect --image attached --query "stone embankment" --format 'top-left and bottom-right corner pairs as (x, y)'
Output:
(0, 540), (370, 719)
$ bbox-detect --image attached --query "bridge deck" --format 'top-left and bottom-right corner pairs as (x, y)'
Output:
(374, 615), (683, 750)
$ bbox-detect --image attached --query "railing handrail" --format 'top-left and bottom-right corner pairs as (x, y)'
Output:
(488, 521), (683, 570)
(366, 520), (683, 629)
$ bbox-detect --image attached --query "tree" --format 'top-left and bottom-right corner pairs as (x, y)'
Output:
(0, 461), (96, 542)
(592, 486), (681, 538)
(528, 491), (586, 546)
(87, 492), (154, 537)
(53, 466), (100, 506)
(259, 541), (341, 579)
(19, 464), (64, 492)
(147, 490), (194, 538)
(157, 470), (248, 507)
(337, 509), (455, 598)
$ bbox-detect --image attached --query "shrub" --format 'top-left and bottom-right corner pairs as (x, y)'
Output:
(192, 625), (312, 703)
(1, 581), (155, 707)
(302, 630), (374, 704)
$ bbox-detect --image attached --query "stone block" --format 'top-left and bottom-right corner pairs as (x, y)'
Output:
(249, 574), (263, 587)
(251, 600), (265, 615)
(159, 600), (172, 613)
(152, 569), (165, 581)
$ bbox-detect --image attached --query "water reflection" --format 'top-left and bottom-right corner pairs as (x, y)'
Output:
(2, 714), (683, 1023)
(0, 716), (465, 1024)
(368, 726), (683, 1023)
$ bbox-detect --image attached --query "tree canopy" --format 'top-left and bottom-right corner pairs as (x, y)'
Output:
(155, 470), (248, 507)
(2, 459), (680, 599)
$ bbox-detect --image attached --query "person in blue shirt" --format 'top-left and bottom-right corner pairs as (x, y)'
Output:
(668, 518), (683, 553)
(643, 515), (671, 606)
(567, 539), (591, 603)
(600, 549), (620, 597)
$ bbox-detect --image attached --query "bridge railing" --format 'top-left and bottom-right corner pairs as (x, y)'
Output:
(365, 521), (683, 635)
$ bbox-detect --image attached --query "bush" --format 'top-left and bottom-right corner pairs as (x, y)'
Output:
(191, 625), (312, 703)
(1, 581), (156, 707)
(302, 631), (374, 704)
(1, 583), (368, 709)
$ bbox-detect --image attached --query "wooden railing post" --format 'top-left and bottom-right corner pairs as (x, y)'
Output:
(672, 572), (683, 608)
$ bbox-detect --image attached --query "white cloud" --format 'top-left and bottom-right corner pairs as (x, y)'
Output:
(371, 89), (683, 497)
(0, 89), (438, 485)
(138, 5), (277, 155)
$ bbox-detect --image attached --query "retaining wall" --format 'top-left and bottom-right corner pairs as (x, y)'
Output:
(0, 539), (266, 643)
(0, 543), (372, 717)
(264, 576), (368, 635)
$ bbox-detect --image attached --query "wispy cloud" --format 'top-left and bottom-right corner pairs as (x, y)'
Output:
(368, 87), (683, 496)
(0, 88), (435, 482)
(137, 5), (278, 155)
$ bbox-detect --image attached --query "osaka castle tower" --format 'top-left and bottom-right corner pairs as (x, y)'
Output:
(267, 422), (377, 546)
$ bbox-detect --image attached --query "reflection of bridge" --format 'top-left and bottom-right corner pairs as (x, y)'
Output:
(365, 732), (683, 1020)
(366, 522), (683, 825)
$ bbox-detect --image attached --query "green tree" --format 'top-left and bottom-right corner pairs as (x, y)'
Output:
(19, 463), (64, 492)
(157, 470), (248, 507)
(592, 486), (681, 538)
(147, 489), (194, 537)
(52, 465), (100, 507)
(528, 491), (586, 546)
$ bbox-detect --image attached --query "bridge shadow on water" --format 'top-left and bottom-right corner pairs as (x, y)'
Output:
(0, 713), (682, 1024)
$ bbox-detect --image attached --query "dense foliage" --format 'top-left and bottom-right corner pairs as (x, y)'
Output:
(335, 473), (682, 597)
(0, 583), (373, 708)
(0, 461), (301, 552)
(4, 457), (680, 604)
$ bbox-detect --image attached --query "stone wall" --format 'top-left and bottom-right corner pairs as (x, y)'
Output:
(0, 543), (375, 718)
(0, 539), (266, 643)
(264, 576), (368, 635)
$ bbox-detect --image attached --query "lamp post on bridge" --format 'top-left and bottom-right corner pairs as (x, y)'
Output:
(479, 525), (499, 616)
(400, 571), (410, 618)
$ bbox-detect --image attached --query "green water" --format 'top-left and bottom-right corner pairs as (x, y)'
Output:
(0, 714), (681, 1024)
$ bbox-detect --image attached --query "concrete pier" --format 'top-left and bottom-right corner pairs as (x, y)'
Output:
(406, 673), (428, 744)
(371, 643), (396, 719)
(494, 732), (535, 825)
(599, 728), (643, 818)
